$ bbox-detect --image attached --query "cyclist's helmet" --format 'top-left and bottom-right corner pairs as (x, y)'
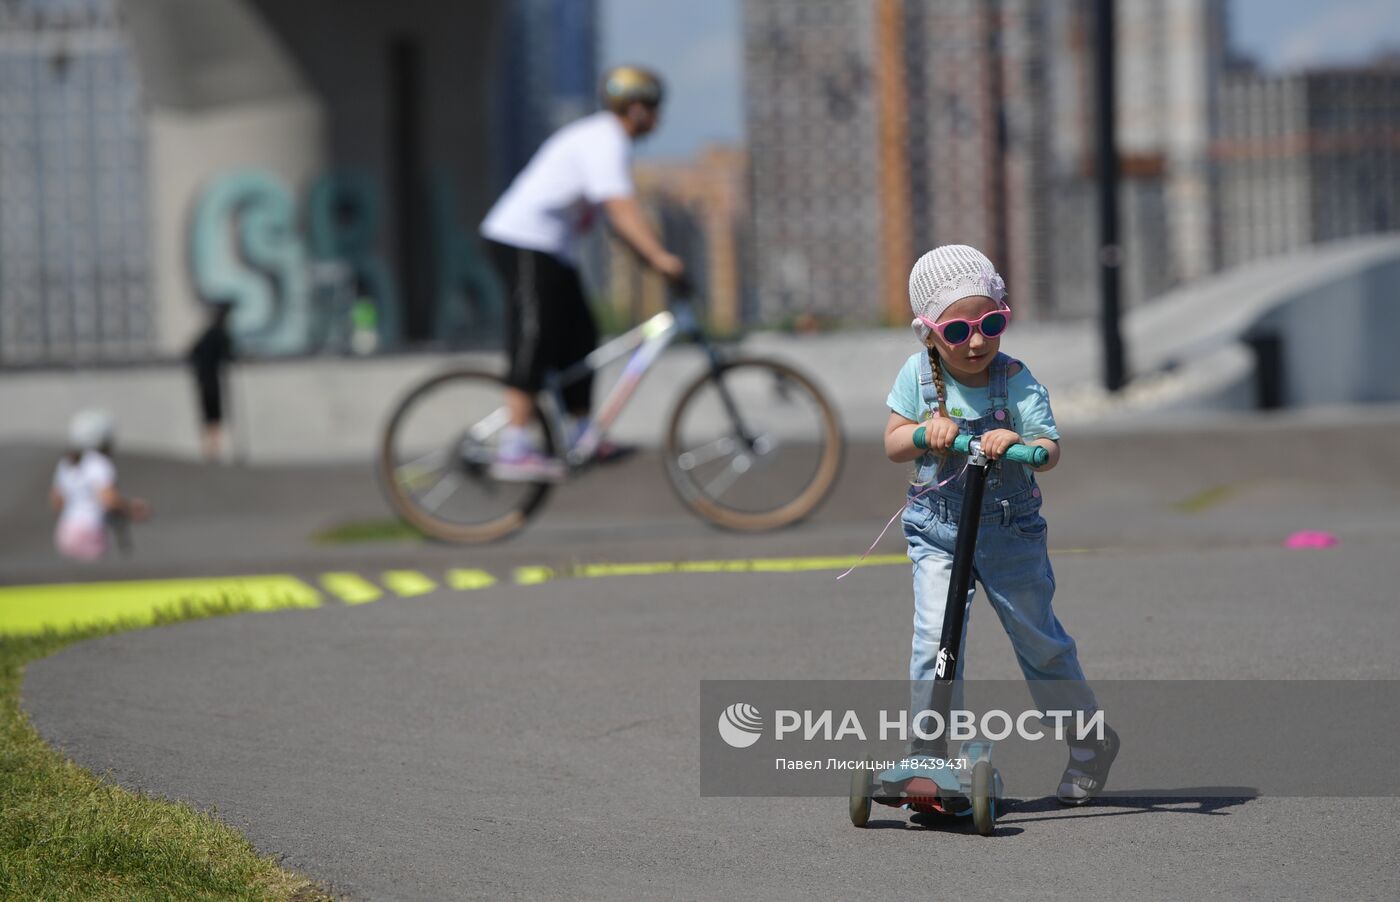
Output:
(601, 65), (664, 112)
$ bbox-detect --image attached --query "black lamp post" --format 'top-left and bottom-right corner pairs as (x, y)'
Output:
(1094, 0), (1127, 392)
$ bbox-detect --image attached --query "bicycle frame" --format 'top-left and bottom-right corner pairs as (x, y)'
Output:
(541, 299), (749, 468)
(379, 295), (844, 541)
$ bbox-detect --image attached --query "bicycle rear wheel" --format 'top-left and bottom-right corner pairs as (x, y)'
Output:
(378, 369), (555, 543)
(664, 358), (843, 531)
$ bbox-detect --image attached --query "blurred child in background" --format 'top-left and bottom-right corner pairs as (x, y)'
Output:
(51, 410), (149, 562)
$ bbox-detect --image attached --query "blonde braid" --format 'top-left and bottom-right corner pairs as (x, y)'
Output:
(927, 347), (948, 418)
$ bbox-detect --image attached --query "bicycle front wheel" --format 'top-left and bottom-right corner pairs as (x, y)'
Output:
(378, 369), (555, 543)
(665, 358), (843, 531)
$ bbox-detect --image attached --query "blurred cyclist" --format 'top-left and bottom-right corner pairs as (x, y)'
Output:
(481, 64), (686, 481)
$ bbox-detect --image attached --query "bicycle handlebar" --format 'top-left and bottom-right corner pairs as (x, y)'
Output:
(951, 433), (1049, 467)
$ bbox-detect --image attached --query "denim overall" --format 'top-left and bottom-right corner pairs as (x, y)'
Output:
(903, 351), (1096, 738)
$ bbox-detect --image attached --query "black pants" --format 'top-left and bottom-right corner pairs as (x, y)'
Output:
(485, 239), (597, 415)
(194, 370), (223, 424)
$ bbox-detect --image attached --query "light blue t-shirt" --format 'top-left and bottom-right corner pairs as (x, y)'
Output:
(885, 352), (1061, 441)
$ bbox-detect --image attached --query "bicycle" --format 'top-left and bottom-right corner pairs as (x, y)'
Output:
(377, 298), (844, 542)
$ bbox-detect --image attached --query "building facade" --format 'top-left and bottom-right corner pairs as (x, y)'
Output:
(1215, 65), (1400, 269)
(1, 0), (594, 367)
(909, 0), (1053, 319)
(742, 0), (883, 324)
(0, 0), (151, 365)
(742, 0), (1229, 324)
(1041, 0), (1227, 316)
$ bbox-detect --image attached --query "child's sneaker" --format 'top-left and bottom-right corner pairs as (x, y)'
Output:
(1057, 723), (1120, 805)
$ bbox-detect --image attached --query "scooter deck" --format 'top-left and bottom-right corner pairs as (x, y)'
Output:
(875, 778), (973, 816)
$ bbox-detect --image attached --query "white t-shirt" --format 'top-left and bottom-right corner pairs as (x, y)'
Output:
(481, 111), (634, 262)
(52, 451), (115, 529)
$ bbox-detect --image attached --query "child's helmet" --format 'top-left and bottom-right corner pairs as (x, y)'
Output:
(908, 245), (1007, 341)
(69, 409), (115, 452)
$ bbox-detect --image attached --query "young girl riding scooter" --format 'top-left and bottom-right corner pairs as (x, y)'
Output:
(882, 244), (1118, 805)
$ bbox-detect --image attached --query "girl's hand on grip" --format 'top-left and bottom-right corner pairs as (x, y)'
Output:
(922, 416), (961, 453)
(980, 428), (1023, 461)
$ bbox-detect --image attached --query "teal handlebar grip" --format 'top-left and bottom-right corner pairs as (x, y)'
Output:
(1005, 443), (1049, 467)
(951, 434), (1049, 467)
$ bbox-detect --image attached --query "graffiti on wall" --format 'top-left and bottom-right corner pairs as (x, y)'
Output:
(189, 169), (502, 356)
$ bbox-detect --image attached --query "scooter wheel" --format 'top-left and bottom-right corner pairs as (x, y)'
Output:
(971, 761), (997, 836)
(848, 765), (872, 827)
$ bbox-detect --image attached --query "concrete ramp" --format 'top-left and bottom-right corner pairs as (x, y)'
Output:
(1117, 234), (1400, 413)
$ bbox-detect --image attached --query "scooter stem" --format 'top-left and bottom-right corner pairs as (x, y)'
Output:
(927, 439), (991, 728)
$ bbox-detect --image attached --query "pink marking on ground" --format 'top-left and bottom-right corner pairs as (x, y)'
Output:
(1284, 531), (1339, 549)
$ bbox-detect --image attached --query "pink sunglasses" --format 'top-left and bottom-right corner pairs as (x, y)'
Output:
(918, 304), (1012, 347)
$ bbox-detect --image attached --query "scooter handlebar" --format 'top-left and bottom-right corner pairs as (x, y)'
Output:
(951, 434), (1049, 467)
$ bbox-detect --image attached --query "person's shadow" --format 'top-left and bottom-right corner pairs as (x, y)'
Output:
(997, 787), (1257, 821)
(865, 787), (1258, 836)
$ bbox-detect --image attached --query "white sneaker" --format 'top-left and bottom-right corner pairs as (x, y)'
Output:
(489, 449), (566, 483)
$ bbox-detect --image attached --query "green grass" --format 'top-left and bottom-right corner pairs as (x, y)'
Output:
(311, 517), (424, 545)
(0, 597), (335, 901)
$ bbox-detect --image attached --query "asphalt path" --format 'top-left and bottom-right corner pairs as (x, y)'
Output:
(18, 409), (1400, 900)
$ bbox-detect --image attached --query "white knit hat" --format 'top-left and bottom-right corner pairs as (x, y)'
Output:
(69, 409), (115, 451)
(908, 245), (1006, 341)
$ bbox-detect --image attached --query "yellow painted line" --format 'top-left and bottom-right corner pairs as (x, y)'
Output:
(572, 551), (1097, 577)
(320, 572), (383, 605)
(446, 568), (497, 590)
(575, 562), (678, 578)
(674, 560), (757, 574)
(381, 570), (437, 597)
(0, 575), (320, 638)
(576, 554), (910, 578)
(748, 555), (909, 573)
(514, 566), (556, 585)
